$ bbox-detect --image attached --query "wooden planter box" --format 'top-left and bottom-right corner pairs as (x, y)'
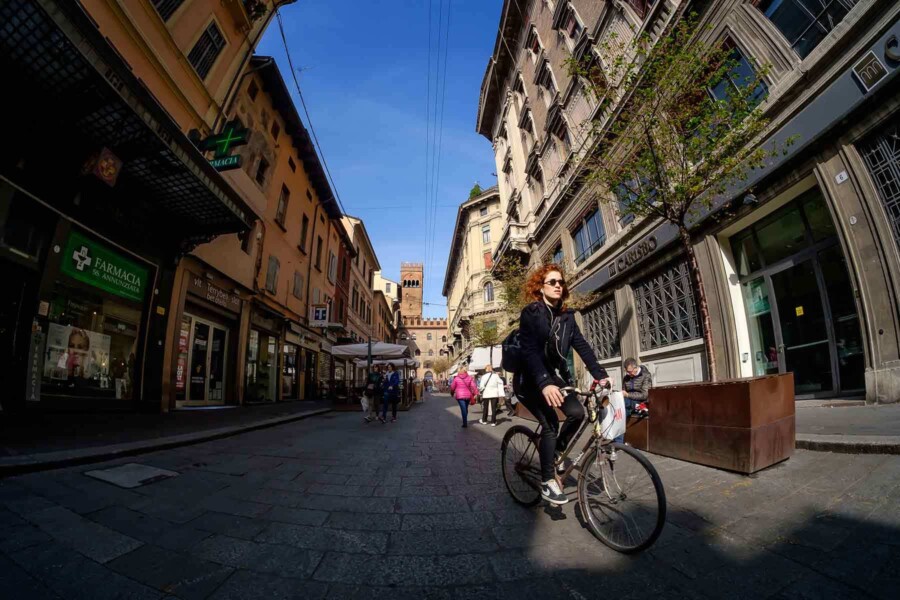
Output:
(647, 373), (795, 474)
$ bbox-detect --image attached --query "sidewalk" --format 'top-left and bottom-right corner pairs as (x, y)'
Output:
(0, 400), (331, 475)
(796, 401), (900, 454)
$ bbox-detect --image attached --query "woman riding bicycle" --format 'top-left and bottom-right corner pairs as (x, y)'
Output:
(515, 264), (608, 505)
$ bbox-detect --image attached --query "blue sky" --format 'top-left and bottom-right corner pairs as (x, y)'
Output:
(256, 0), (502, 318)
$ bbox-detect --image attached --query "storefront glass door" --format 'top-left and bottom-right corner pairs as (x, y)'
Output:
(731, 189), (864, 398)
(180, 314), (228, 406)
(770, 261), (833, 395)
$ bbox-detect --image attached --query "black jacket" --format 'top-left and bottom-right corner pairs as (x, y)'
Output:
(623, 367), (652, 401)
(518, 301), (608, 390)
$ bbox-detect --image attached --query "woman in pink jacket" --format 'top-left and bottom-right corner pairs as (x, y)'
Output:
(450, 365), (479, 428)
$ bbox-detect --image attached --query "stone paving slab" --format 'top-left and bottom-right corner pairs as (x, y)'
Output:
(1, 393), (899, 599)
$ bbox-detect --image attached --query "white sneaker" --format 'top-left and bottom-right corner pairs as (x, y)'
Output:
(478, 419), (487, 425)
(541, 479), (568, 505)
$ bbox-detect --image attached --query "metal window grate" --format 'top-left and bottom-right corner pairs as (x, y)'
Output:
(151, 0), (185, 21)
(188, 22), (225, 80)
(634, 260), (701, 350)
(861, 118), (900, 254)
(583, 296), (620, 360)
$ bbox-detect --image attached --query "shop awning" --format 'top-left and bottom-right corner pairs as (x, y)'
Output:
(470, 346), (503, 370)
(354, 358), (420, 368)
(0, 0), (255, 236)
(331, 342), (410, 359)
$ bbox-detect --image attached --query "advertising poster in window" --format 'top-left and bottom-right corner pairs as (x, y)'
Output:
(43, 323), (112, 386)
(176, 317), (190, 393)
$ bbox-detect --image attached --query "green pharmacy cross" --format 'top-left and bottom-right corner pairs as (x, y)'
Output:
(198, 119), (249, 171)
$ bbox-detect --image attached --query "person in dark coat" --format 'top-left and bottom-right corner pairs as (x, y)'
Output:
(380, 364), (401, 423)
(515, 264), (609, 505)
(622, 357), (652, 415)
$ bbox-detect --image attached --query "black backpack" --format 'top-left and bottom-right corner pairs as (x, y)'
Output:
(501, 328), (522, 372)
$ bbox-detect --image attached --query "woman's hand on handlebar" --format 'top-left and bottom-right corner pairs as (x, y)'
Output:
(542, 385), (565, 407)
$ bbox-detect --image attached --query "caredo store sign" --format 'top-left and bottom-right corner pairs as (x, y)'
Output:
(61, 230), (149, 302)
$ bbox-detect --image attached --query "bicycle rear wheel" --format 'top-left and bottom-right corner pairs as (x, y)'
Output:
(577, 443), (666, 553)
(501, 425), (541, 506)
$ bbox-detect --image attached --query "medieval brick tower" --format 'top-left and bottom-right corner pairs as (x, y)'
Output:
(400, 262), (423, 317)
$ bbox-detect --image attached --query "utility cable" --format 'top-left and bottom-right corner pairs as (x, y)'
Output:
(275, 11), (347, 215)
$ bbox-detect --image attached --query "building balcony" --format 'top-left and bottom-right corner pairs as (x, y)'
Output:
(493, 222), (530, 267)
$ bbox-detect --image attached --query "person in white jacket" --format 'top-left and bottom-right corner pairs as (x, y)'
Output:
(478, 364), (506, 427)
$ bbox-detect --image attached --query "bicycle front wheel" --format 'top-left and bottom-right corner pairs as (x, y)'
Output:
(577, 443), (666, 553)
(501, 425), (541, 507)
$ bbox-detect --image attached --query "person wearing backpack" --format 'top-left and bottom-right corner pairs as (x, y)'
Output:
(450, 365), (478, 428)
(477, 364), (505, 426)
(511, 264), (609, 505)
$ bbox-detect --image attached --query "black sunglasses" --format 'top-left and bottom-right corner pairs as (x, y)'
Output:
(543, 278), (566, 287)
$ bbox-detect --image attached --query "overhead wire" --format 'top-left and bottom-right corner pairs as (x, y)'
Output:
(275, 11), (347, 215)
(423, 0), (445, 306)
(424, 0), (452, 308)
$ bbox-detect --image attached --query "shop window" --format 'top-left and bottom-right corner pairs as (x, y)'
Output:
(315, 236), (323, 270)
(275, 185), (289, 228)
(246, 329), (277, 402)
(255, 157), (269, 186)
(151, 0), (184, 22)
(572, 209), (606, 265)
(860, 115), (900, 254)
(634, 260), (701, 350)
(299, 215), (309, 252)
(484, 281), (495, 303)
(753, 0), (858, 59)
(292, 271), (304, 299)
(583, 296), (620, 360)
(41, 231), (150, 401)
(265, 255), (280, 294)
(708, 44), (768, 107)
(187, 21), (226, 80)
(482, 224), (491, 244)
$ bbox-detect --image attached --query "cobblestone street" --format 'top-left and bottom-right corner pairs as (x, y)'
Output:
(1, 394), (898, 599)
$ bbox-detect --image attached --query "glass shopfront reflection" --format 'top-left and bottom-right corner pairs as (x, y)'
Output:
(731, 188), (864, 397)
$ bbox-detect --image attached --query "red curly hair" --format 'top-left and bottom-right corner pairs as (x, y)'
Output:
(525, 264), (569, 308)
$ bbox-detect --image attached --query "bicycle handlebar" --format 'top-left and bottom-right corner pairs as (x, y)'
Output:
(560, 384), (616, 397)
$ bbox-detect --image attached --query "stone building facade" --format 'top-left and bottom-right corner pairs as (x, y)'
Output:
(479, 0), (900, 401)
(442, 187), (506, 366)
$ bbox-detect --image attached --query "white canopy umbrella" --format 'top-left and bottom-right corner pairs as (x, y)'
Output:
(354, 358), (420, 368)
(470, 345), (503, 370)
(332, 342), (409, 358)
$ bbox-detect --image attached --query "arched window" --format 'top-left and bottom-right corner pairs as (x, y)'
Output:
(428, 350), (434, 356)
(427, 333), (432, 341)
(412, 333), (417, 340)
(415, 349), (421, 356)
(442, 336), (447, 343)
(484, 281), (495, 303)
(400, 332), (408, 340)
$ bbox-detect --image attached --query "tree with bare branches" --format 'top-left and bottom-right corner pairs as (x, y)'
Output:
(570, 16), (794, 381)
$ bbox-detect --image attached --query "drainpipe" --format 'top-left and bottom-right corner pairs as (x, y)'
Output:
(304, 199), (323, 319)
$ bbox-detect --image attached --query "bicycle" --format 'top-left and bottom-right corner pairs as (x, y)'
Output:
(500, 385), (666, 553)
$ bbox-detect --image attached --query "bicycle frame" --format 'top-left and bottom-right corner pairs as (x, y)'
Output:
(514, 387), (616, 489)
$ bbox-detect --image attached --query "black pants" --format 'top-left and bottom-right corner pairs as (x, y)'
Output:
(515, 373), (585, 482)
(481, 396), (498, 423)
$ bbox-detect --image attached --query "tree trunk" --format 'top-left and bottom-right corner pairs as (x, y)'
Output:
(678, 226), (718, 382)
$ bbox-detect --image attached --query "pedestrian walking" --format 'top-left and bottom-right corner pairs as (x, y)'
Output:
(380, 363), (401, 423)
(450, 365), (478, 428)
(478, 364), (506, 426)
(363, 365), (383, 423)
(513, 264), (609, 505)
